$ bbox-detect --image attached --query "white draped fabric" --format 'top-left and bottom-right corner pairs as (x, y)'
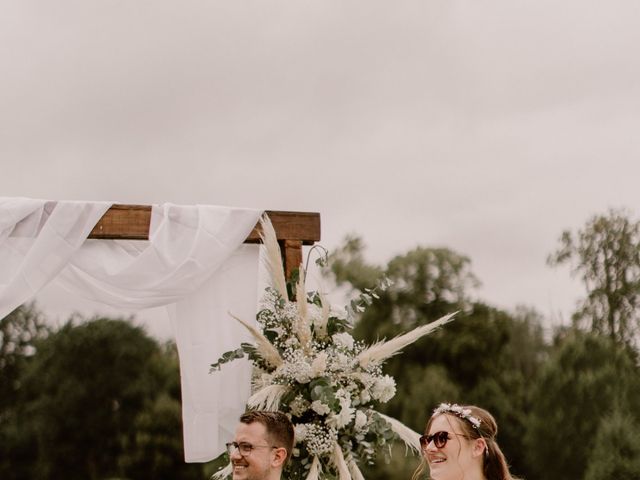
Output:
(0, 197), (264, 462)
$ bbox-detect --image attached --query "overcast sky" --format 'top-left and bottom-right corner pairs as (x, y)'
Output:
(2, 1), (640, 337)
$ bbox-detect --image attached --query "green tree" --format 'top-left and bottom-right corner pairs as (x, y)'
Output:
(341, 244), (479, 341)
(524, 330), (640, 480)
(548, 208), (640, 343)
(21, 317), (169, 480)
(120, 394), (203, 480)
(119, 342), (204, 480)
(329, 238), (544, 480)
(584, 407), (640, 480)
(0, 303), (49, 480)
(328, 235), (384, 291)
(0, 303), (49, 409)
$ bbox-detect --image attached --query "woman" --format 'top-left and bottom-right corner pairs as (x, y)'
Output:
(412, 403), (519, 480)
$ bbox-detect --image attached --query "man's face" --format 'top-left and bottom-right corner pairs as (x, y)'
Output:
(230, 421), (280, 480)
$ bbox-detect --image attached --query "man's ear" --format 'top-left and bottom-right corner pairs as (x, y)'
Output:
(271, 447), (287, 468)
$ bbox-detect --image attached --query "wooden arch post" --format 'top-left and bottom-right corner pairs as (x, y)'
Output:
(89, 205), (321, 280)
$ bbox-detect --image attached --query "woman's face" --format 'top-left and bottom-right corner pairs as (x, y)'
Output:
(422, 414), (479, 480)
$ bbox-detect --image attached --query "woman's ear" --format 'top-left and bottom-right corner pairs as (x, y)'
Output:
(271, 447), (288, 468)
(472, 438), (488, 458)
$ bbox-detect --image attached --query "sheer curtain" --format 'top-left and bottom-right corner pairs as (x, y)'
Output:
(0, 197), (263, 461)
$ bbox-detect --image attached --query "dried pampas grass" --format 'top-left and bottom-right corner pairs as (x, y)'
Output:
(230, 313), (283, 368)
(259, 215), (288, 300)
(305, 456), (322, 480)
(247, 384), (288, 411)
(210, 463), (232, 480)
(357, 312), (456, 368)
(332, 443), (351, 480)
(377, 412), (422, 454)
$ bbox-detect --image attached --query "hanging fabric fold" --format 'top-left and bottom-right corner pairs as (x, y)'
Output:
(0, 197), (264, 462)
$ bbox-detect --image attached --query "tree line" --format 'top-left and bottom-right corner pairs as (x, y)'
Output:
(329, 208), (640, 480)
(2, 208), (640, 479)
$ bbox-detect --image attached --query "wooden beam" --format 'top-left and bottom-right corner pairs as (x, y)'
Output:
(88, 205), (321, 279)
(245, 210), (321, 245)
(282, 239), (303, 280)
(89, 205), (321, 243)
(89, 204), (152, 240)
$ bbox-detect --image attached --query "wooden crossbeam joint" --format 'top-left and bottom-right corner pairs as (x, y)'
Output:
(88, 205), (321, 280)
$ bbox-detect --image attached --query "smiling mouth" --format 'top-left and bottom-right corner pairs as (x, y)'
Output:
(430, 458), (446, 465)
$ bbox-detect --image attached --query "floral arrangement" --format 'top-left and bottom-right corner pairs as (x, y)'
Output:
(432, 403), (482, 430)
(211, 216), (455, 480)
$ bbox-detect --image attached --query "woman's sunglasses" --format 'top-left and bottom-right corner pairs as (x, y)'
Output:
(420, 431), (469, 449)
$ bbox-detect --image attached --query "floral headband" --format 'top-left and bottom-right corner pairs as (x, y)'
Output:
(432, 403), (482, 429)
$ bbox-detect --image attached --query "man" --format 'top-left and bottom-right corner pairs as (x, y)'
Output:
(226, 410), (295, 480)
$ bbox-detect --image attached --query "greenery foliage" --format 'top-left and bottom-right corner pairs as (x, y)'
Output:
(327, 217), (640, 480)
(548, 208), (640, 343)
(328, 239), (546, 480)
(584, 407), (640, 480)
(524, 330), (640, 480)
(0, 311), (206, 480)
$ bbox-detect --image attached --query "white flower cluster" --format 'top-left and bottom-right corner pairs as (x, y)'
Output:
(302, 423), (337, 456)
(249, 288), (403, 476)
(210, 221), (455, 480)
(432, 403), (482, 429)
(371, 375), (396, 403)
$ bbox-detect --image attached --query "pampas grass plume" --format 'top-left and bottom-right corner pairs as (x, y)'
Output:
(347, 457), (366, 480)
(259, 215), (288, 299)
(247, 384), (288, 411)
(294, 276), (312, 349)
(305, 456), (322, 480)
(332, 443), (352, 480)
(377, 412), (422, 454)
(210, 462), (232, 480)
(230, 313), (283, 368)
(357, 312), (456, 368)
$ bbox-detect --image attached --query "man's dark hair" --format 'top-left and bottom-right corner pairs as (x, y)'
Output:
(240, 410), (295, 463)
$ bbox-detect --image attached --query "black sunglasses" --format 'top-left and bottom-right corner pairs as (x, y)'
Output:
(420, 431), (469, 449)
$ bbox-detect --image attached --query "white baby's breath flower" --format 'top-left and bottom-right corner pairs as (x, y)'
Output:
(371, 375), (396, 403)
(283, 301), (298, 321)
(311, 400), (331, 416)
(285, 336), (300, 348)
(304, 424), (337, 456)
(293, 366), (312, 383)
(332, 352), (351, 370)
(278, 350), (314, 384)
